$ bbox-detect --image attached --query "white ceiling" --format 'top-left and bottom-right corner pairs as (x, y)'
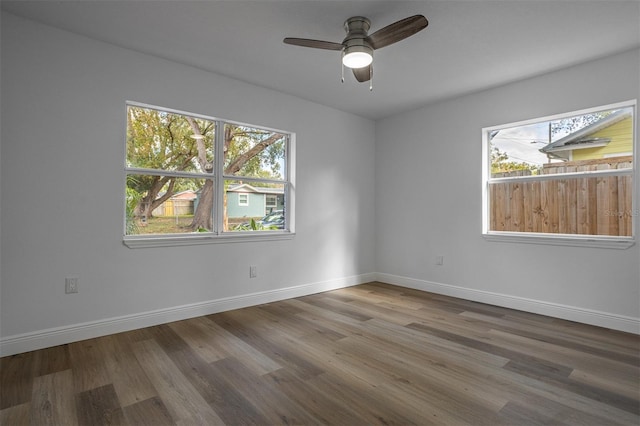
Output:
(2, 0), (639, 120)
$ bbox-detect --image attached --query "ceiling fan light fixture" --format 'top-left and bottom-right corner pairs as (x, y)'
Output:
(342, 45), (373, 69)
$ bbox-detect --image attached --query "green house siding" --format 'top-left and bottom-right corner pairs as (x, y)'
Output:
(572, 116), (633, 161)
(227, 192), (268, 218)
(266, 194), (285, 213)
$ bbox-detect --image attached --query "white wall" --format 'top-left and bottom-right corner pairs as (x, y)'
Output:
(2, 13), (638, 357)
(375, 49), (640, 333)
(0, 13), (376, 355)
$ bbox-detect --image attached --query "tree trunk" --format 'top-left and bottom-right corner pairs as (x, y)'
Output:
(190, 179), (213, 230)
(138, 177), (174, 218)
(189, 126), (283, 231)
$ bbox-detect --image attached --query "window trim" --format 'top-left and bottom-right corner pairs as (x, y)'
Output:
(482, 100), (636, 249)
(238, 193), (249, 206)
(124, 232), (294, 249)
(123, 101), (295, 248)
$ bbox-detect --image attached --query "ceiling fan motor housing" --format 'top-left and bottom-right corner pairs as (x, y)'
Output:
(343, 16), (370, 34)
(342, 16), (373, 68)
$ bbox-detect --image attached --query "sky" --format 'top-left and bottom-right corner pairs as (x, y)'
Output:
(491, 121), (552, 166)
(490, 107), (631, 167)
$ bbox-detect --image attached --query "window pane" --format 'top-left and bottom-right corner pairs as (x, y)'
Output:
(490, 107), (633, 178)
(124, 102), (294, 243)
(127, 105), (215, 173)
(225, 180), (285, 231)
(126, 175), (212, 235)
(224, 124), (286, 180)
(488, 174), (633, 236)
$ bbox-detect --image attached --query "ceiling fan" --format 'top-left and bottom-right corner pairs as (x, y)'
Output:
(283, 15), (428, 89)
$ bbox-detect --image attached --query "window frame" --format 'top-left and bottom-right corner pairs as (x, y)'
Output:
(481, 100), (636, 249)
(123, 101), (295, 248)
(238, 193), (249, 207)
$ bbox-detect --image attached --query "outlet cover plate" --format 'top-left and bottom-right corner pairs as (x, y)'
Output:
(65, 276), (78, 294)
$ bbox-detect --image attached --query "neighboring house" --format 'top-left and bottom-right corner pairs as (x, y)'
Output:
(226, 183), (285, 219)
(539, 109), (633, 162)
(152, 189), (198, 216)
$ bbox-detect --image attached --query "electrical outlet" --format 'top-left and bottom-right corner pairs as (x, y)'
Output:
(435, 256), (444, 266)
(65, 276), (78, 294)
(249, 265), (257, 278)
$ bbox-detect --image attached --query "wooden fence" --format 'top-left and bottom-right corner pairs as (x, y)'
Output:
(489, 156), (633, 236)
(151, 199), (194, 217)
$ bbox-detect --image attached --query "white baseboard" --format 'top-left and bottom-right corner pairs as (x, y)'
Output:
(375, 273), (640, 335)
(4, 271), (636, 356)
(0, 273), (375, 357)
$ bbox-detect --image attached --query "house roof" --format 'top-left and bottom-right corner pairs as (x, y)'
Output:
(155, 189), (198, 201)
(227, 183), (284, 195)
(540, 109), (632, 154)
(171, 190), (198, 200)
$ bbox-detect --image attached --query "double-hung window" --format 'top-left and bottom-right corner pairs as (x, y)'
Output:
(482, 100), (636, 248)
(124, 102), (294, 247)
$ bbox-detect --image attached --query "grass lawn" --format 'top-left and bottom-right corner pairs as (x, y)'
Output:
(136, 216), (195, 234)
(130, 215), (262, 234)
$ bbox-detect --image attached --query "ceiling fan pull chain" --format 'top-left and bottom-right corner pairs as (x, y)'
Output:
(369, 65), (373, 91)
(341, 51), (345, 83)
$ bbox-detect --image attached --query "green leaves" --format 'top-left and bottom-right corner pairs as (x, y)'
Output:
(223, 124), (285, 179)
(490, 147), (540, 175)
(550, 111), (612, 137)
(127, 106), (214, 173)
(232, 217), (278, 231)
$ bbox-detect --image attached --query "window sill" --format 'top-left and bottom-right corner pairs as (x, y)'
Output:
(124, 231), (295, 248)
(483, 232), (635, 249)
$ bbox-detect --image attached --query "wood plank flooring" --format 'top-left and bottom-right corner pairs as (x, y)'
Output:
(1, 282), (639, 425)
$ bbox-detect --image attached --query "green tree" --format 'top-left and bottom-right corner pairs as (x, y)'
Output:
(127, 106), (286, 232)
(550, 111), (612, 137)
(189, 124), (286, 231)
(490, 147), (539, 176)
(126, 107), (214, 219)
(125, 176), (143, 235)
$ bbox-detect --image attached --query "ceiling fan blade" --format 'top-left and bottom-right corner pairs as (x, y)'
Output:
(367, 15), (428, 50)
(283, 38), (344, 51)
(352, 65), (371, 83)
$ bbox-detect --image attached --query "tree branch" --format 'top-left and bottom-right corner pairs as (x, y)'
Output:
(185, 116), (210, 172)
(225, 134), (283, 175)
